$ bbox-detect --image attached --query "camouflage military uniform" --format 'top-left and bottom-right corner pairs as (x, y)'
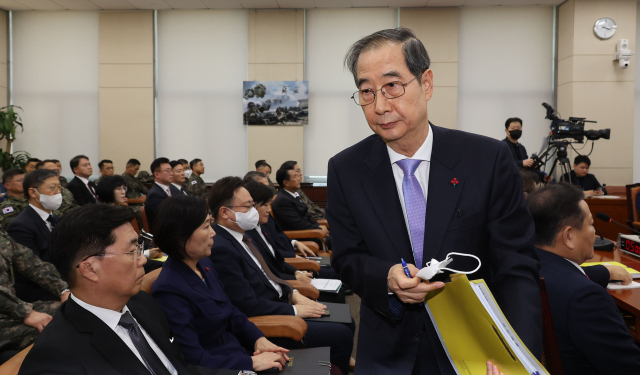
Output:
(59, 176), (68, 188)
(187, 173), (207, 199)
(0, 196), (28, 230)
(0, 231), (67, 350)
(298, 189), (325, 221)
(53, 187), (80, 218)
(137, 171), (155, 185)
(121, 172), (149, 200)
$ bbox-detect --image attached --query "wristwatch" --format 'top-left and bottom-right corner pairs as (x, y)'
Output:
(238, 371), (257, 375)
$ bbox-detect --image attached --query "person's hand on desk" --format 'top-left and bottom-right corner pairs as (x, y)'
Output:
(486, 361), (504, 375)
(522, 159), (534, 168)
(604, 264), (633, 285)
(254, 337), (289, 359)
(294, 241), (316, 257)
(387, 263), (444, 304)
(23, 310), (53, 332)
(591, 189), (604, 196)
(251, 351), (288, 371)
(295, 271), (312, 283)
(292, 291), (326, 307)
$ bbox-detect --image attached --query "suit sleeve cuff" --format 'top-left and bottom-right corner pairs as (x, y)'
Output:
(292, 306), (297, 317)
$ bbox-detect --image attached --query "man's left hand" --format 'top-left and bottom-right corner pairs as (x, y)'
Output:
(295, 241), (316, 257)
(254, 337), (290, 361)
(295, 272), (312, 283)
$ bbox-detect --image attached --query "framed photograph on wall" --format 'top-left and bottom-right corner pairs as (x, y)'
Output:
(243, 81), (308, 126)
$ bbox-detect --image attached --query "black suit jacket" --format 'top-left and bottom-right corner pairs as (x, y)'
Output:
(271, 190), (320, 231)
(537, 249), (640, 374)
(145, 183), (182, 229)
(502, 137), (528, 168)
(67, 177), (98, 206)
(246, 226), (297, 281)
(19, 292), (237, 375)
(561, 170), (603, 191)
(8, 206), (60, 302)
(209, 223), (294, 317)
(263, 216), (297, 258)
(326, 125), (542, 374)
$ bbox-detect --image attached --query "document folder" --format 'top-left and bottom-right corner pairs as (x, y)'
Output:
(257, 347), (330, 375)
(425, 274), (548, 375)
(305, 302), (352, 324)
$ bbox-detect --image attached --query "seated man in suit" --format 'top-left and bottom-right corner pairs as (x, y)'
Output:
(8, 169), (63, 303)
(280, 161), (325, 221)
(170, 160), (189, 195)
(527, 183), (640, 374)
(208, 177), (355, 375)
(145, 157), (181, 229)
(0, 169), (27, 229)
(37, 160), (80, 218)
(66, 155), (100, 206)
(561, 155), (604, 195)
(19, 203), (237, 375)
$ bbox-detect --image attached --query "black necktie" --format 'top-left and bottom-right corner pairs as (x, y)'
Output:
(46, 215), (56, 229)
(242, 234), (293, 303)
(118, 311), (172, 375)
(88, 181), (100, 202)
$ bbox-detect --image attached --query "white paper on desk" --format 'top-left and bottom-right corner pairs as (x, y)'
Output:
(311, 279), (342, 293)
(607, 281), (640, 290)
(587, 195), (620, 199)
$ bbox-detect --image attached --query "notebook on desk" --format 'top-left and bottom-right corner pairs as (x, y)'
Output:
(257, 347), (330, 375)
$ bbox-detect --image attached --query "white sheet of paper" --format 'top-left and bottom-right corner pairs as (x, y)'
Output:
(607, 281), (640, 290)
(311, 279), (342, 292)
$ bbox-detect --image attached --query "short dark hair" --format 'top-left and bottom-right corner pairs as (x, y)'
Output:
(126, 159), (141, 167)
(26, 158), (41, 165)
(98, 159), (113, 169)
(244, 181), (274, 205)
(34, 161), (45, 169)
(281, 160), (297, 169)
(96, 175), (126, 203)
(49, 204), (135, 287)
(169, 160), (182, 169)
(150, 157), (170, 174)
(505, 117), (523, 129)
(3, 169), (25, 184)
(209, 176), (244, 221)
(527, 183), (587, 247)
(519, 168), (540, 196)
(50, 159), (60, 164)
(153, 195), (210, 261)
(23, 169), (59, 199)
(275, 167), (294, 187)
(255, 159), (267, 169)
(177, 159), (188, 165)
(574, 155), (591, 166)
(243, 171), (267, 184)
(190, 158), (202, 170)
(70, 155), (89, 172)
(41, 159), (58, 167)
(344, 27), (430, 87)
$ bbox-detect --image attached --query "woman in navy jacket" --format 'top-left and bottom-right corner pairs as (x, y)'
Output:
(151, 195), (289, 372)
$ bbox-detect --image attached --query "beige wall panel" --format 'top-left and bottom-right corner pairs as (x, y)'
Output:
(558, 56), (573, 86)
(401, 8), (458, 63)
(431, 62), (457, 87)
(572, 54), (635, 82)
(248, 126), (304, 173)
(0, 63), (7, 88)
(558, 0), (575, 61)
(556, 82), (574, 118)
(295, 63), (304, 81)
(588, 167), (632, 185)
(254, 11), (299, 64)
(99, 88), (154, 174)
(99, 12), (153, 64)
(249, 64), (299, 81)
(428, 86), (457, 129)
(572, 0), (636, 57)
(99, 64), (153, 88)
(295, 10), (304, 64)
(248, 10), (256, 63)
(0, 90), (7, 108)
(0, 11), (7, 63)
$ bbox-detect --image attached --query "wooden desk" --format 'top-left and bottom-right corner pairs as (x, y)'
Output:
(585, 197), (629, 240)
(591, 247), (640, 341)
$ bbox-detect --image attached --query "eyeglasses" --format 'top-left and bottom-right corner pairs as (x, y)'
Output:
(37, 185), (62, 194)
(226, 202), (256, 210)
(115, 186), (128, 192)
(75, 243), (144, 268)
(351, 76), (419, 106)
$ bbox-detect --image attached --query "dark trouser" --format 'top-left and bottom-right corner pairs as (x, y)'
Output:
(410, 322), (456, 375)
(0, 300), (60, 350)
(271, 318), (355, 375)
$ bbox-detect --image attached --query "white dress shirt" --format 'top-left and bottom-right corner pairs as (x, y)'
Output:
(75, 175), (97, 199)
(29, 204), (53, 231)
(565, 258), (587, 276)
(70, 294), (178, 375)
(155, 181), (172, 196)
(284, 189), (299, 198)
(256, 224), (276, 257)
(387, 124), (434, 263)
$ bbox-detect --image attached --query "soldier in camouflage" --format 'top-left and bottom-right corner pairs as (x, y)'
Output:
(187, 158), (207, 199)
(121, 159), (149, 199)
(0, 230), (69, 350)
(52, 160), (68, 188)
(0, 170), (28, 230)
(37, 160), (80, 218)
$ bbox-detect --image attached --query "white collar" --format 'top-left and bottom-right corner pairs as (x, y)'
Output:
(284, 189), (299, 198)
(155, 181), (171, 192)
(70, 293), (133, 331)
(387, 124), (434, 165)
(171, 183), (183, 190)
(29, 203), (51, 220)
(218, 224), (245, 244)
(565, 258), (586, 275)
(75, 175), (90, 185)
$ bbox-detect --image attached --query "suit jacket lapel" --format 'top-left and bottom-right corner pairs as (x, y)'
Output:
(249, 229), (276, 262)
(26, 206), (51, 240)
(361, 137), (414, 264)
(424, 125), (464, 261)
(215, 225), (274, 287)
(165, 257), (222, 302)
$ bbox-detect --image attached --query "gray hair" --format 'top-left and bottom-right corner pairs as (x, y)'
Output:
(344, 27), (430, 87)
(23, 168), (59, 199)
(243, 171), (268, 184)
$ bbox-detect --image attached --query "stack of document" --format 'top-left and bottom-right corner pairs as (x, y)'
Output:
(310, 279), (342, 293)
(582, 261), (640, 279)
(425, 274), (548, 375)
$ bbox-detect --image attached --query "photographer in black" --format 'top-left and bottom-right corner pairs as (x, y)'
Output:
(502, 117), (534, 168)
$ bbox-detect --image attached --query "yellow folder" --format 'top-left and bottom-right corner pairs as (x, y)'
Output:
(424, 274), (548, 375)
(581, 261), (640, 277)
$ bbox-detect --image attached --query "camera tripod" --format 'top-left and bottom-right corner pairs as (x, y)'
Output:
(531, 140), (573, 183)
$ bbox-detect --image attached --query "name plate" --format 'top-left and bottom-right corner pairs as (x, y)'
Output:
(618, 234), (640, 258)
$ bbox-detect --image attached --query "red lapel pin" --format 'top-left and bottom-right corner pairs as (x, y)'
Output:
(451, 178), (459, 187)
(205, 267), (210, 271)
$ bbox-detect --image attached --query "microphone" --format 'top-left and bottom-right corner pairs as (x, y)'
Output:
(593, 225), (615, 251)
(596, 212), (640, 236)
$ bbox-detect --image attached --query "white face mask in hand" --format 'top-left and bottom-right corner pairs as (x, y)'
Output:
(35, 190), (63, 211)
(415, 252), (482, 281)
(228, 207), (260, 230)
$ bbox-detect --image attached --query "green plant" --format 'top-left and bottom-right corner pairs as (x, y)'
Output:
(0, 105), (28, 171)
(0, 150), (30, 171)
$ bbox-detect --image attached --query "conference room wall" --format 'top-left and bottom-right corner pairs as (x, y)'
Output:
(635, 2), (640, 183)
(0, 11), (6, 108)
(157, 10), (248, 182)
(12, 11), (100, 179)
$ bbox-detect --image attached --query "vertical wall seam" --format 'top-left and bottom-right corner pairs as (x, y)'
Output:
(552, 5), (558, 108)
(153, 10), (158, 158)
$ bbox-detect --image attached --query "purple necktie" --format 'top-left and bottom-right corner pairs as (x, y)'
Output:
(397, 159), (426, 268)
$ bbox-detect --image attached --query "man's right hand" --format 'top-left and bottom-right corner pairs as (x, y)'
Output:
(23, 310), (53, 332)
(252, 351), (287, 371)
(522, 159), (534, 168)
(295, 303), (326, 318)
(387, 263), (444, 304)
(604, 264), (633, 285)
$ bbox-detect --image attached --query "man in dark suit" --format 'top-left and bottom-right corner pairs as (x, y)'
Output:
(327, 28), (539, 374)
(527, 183), (640, 374)
(8, 169), (62, 303)
(561, 155), (604, 195)
(208, 177), (354, 375)
(170, 160), (190, 195)
(19, 204), (236, 375)
(145, 157), (181, 228)
(66, 155), (100, 206)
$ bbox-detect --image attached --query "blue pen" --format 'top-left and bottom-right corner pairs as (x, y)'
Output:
(401, 258), (412, 278)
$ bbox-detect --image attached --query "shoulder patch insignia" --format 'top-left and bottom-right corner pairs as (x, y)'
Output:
(2, 207), (14, 214)
(191, 180), (197, 185)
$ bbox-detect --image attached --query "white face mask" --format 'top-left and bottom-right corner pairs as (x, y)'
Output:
(228, 207), (259, 231)
(184, 169), (192, 178)
(416, 252), (482, 281)
(35, 190), (63, 211)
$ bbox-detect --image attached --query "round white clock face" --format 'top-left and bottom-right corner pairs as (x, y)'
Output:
(594, 17), (617, 39)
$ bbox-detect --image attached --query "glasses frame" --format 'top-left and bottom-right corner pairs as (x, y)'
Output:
(75, 243), (144, 268)
(351, 76), (420, 107)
